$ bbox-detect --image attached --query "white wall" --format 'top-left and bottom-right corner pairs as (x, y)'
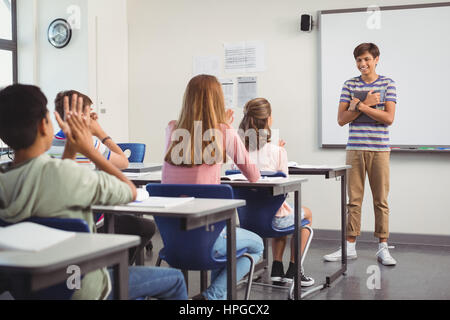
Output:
(127, 0), (450, 236)
(88, 0), (129, 142)
(17, 0), (89, 119)
(16, 0), (129, 142)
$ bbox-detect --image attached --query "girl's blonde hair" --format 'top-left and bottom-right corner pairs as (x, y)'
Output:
(164, 75), (227, 166)
(239, 98), (272, 151)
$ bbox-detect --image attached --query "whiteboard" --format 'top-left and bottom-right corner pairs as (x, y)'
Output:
(319, 3), (450, 147)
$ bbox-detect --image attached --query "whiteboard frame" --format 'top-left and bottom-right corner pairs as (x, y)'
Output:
(318, 2), (450, 152)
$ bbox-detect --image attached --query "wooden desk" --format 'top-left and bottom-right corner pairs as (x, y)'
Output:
(93, 198), (246, 300)
(0, 233), (140, 300)
(289, 165), (351, 295)
(222, 177), (308, 301)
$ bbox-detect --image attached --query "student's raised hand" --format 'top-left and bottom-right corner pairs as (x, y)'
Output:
(89, 113), (106, 138)
(226, 109), (235, 125)
(90, 112), (99, 121)
(54, 95), (83, 139)
(65, 102), (95, 157)
(364, 90), (382, 107)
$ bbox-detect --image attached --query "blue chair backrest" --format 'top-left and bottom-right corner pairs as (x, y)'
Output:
(225, 171), (292, 238)
(0, 217), (90, 300)
(117, 143), (146, 163)
(0, 217), (90, 232)
(146, 184), (234, 270)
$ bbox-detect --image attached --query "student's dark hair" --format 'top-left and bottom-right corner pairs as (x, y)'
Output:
(54, 90), (93, 119)
(238, 98), (272, 152)
(354, 43), (380, 59)
(0, 84), (48, 150)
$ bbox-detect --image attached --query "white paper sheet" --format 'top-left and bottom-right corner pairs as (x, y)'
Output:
(237, 76), (257, 108)
(0, 222), (76, 252)
(220, 78), (235, 108)
(128, 197), (195, 208)
(288, 162), (344, 169)
(193, 56), (220, 77)
(224, 41), (265, 73)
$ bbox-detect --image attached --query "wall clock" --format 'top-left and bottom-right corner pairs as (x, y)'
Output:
(48, 19), (72, 49)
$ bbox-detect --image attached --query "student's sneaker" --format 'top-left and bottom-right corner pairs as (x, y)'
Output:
(283, 262), (315, 287)
(376, 243), (397, 266)
(270, 261), (285, 283)
(323, 242), (357, 262)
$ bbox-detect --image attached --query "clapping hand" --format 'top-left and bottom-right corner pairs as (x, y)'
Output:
(89, 112), (106, 139)
(226, 109), (235, 125)
(54, 95), (94, 156)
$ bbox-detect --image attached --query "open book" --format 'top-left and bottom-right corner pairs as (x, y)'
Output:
(221, 173), (250, 181)
(128, 197), (195, 208)
(122, 163), (162, 174)
(0, 222), (76, 252)
(221, 174), (286, 182)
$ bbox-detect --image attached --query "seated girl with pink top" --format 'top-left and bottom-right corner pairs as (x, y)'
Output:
(161, 74), (264, 300)
(238, 98), (315, 287)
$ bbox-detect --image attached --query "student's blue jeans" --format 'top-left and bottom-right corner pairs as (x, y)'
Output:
(203, 227), (264, 300)
(107, 266), (187, 300)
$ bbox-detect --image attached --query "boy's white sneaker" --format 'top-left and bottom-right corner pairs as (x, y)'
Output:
(323, 242), (357, 262)
(376, 243), (397, 266)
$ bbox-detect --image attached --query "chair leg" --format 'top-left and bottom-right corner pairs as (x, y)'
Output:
(301, 226), (314, 267)
(156, 256), (162, 267)
(288, 226), (314, 300)
(200, 271), (208, 292)
(182, 270), (189, 292)
(243, 253), (255, 300)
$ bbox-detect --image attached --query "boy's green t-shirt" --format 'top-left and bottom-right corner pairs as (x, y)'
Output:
(0, 154), (133, 300)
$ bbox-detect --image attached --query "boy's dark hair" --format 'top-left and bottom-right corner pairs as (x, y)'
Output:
(354, 43), (380, 59)
(54, 90), (93, 119)
(0, 84), (48, 150)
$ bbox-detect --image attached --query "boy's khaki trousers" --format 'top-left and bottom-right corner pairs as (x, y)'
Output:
(346, 150), (391, 239)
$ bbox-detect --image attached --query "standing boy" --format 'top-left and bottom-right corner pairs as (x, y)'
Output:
(324, 43), (397, 266)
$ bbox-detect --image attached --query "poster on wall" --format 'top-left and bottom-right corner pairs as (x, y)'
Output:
(224, 41), (265, 73)
(237, 76), (257, 108)
(193, 56), (220, 77)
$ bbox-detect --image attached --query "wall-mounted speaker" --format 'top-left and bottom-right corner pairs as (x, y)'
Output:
(301, 14), (313, 32)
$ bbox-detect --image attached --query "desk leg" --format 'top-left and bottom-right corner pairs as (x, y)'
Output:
(226, 212), (237, 300)
(324, 172), (348, 286)
(104, 213), (116, 234)
(341, 172), (348, 271)
(113, 251), (129, 300)
(293, 189), (302, 300)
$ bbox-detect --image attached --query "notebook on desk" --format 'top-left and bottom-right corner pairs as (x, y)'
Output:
(351, 90), (385, 124)
(0, 222), (75, 252)
(128, 197), (195, 208)
(221, 174), (285, 182)
(122, 163), (162, 173)
(288, 162), (346, 170)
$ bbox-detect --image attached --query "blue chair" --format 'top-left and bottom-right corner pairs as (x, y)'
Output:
(225, 170), (313, 293)
(0, 217), (90, 300)
(117, 143), (146, 163)
(146, 184), (256, 300)
(99, 143), (146, 230)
